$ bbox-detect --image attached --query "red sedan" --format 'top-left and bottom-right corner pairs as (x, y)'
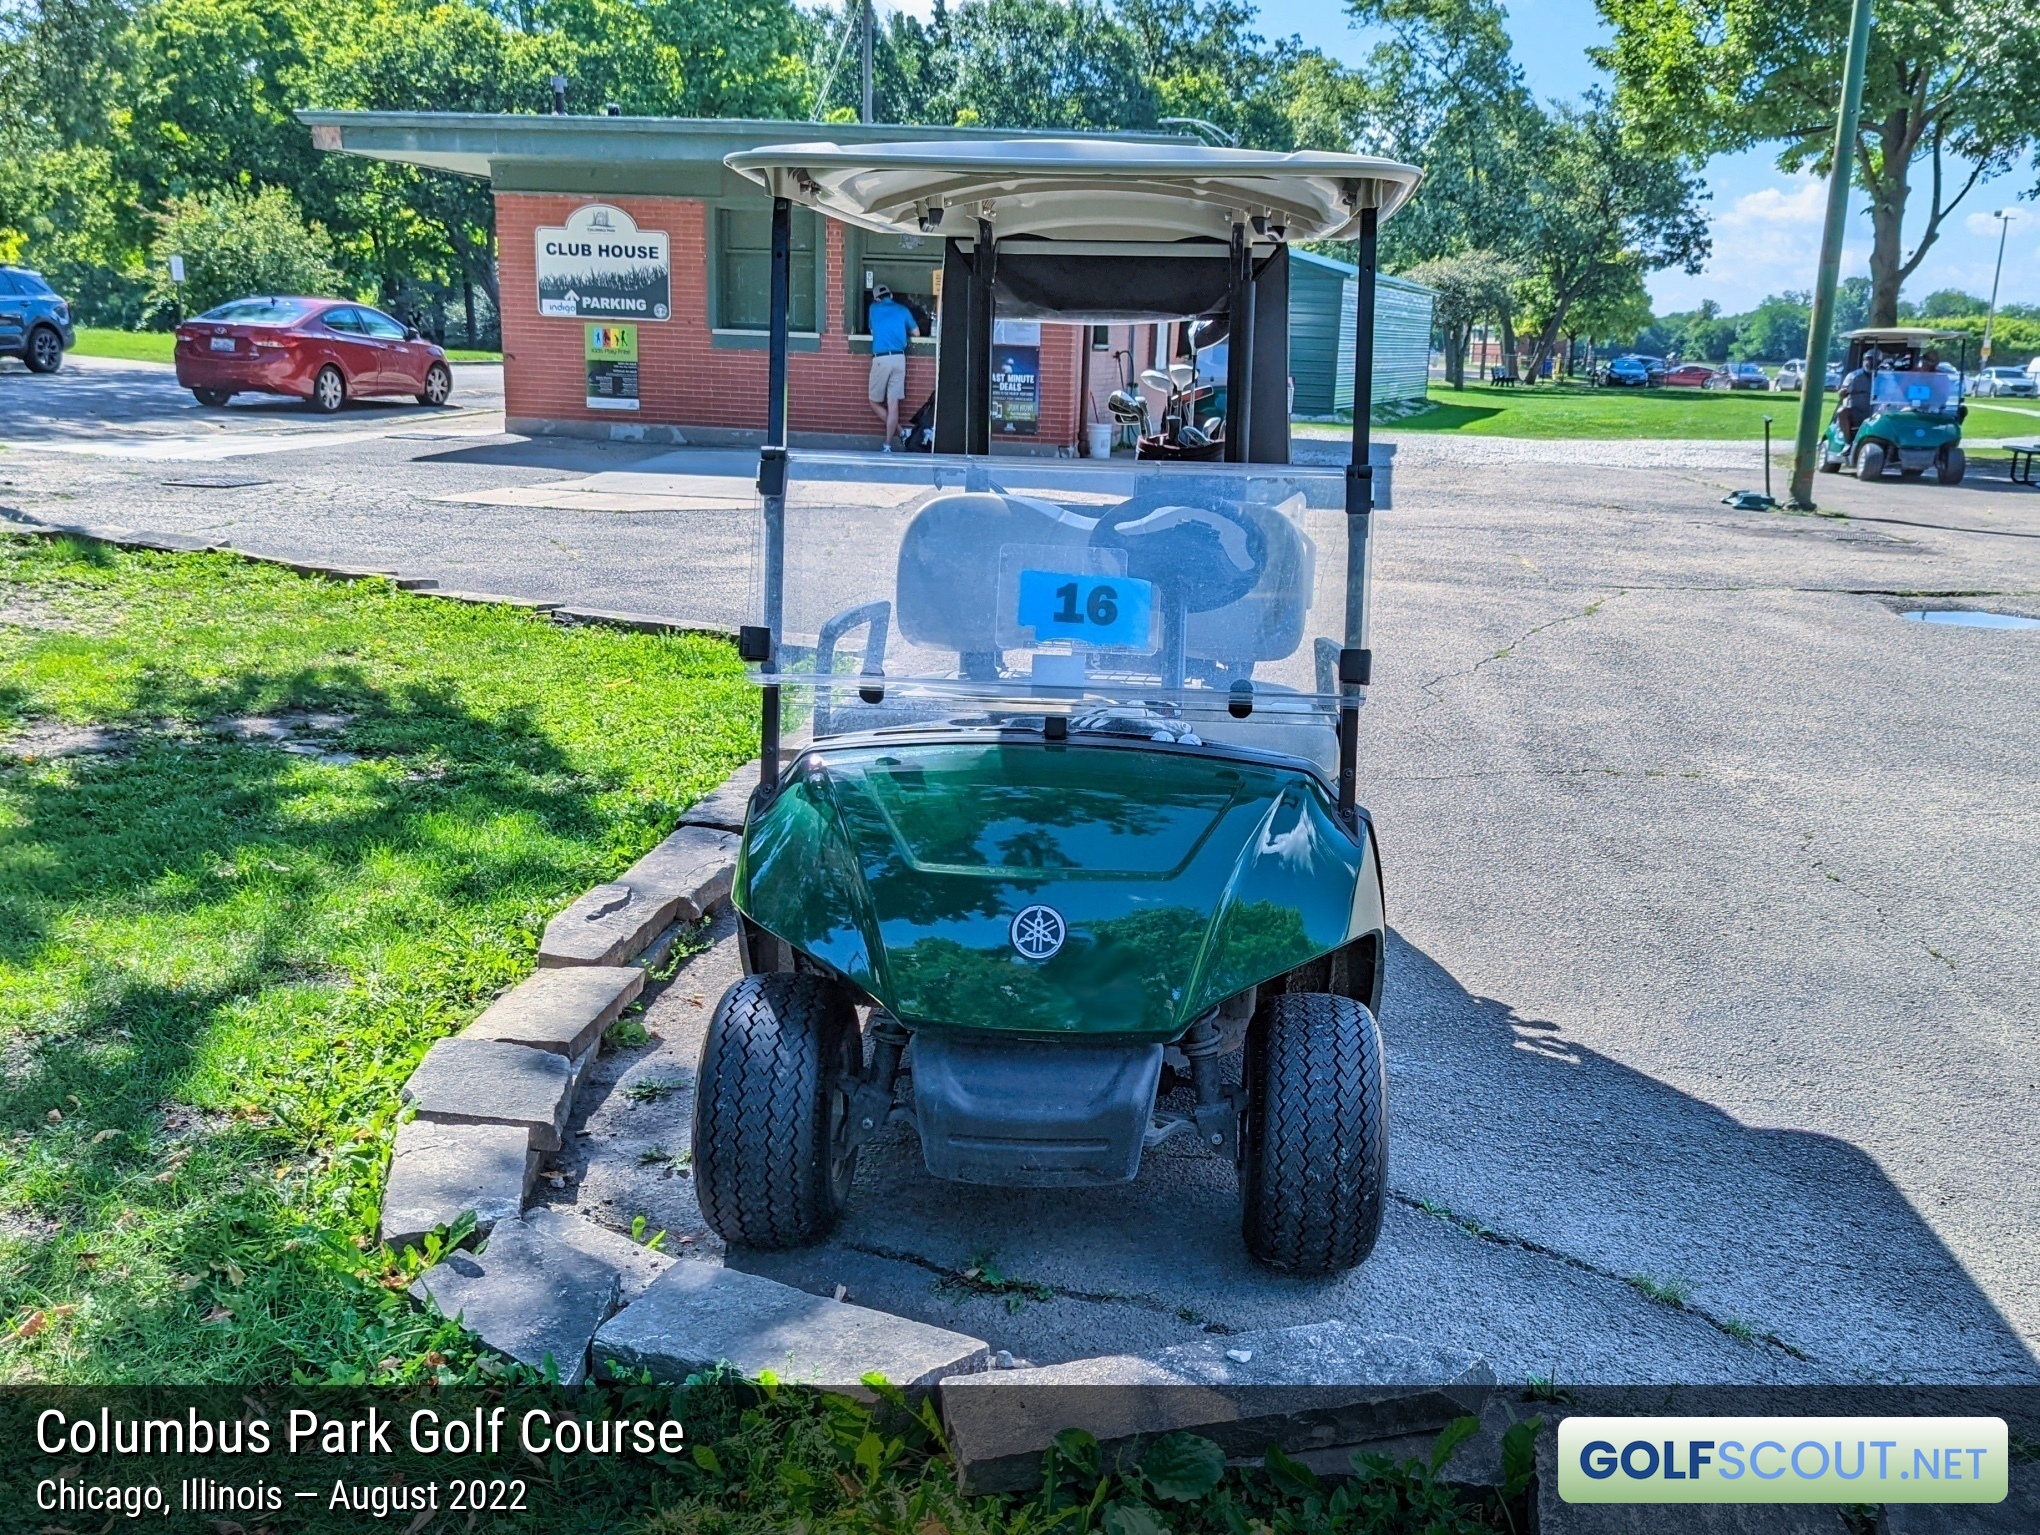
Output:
(1661, 362), (1718, 387)
(175, 297), (452, 413)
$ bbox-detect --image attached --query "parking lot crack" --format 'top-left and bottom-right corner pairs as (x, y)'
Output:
(1393, 1192), (1815, 1363)
(841, 1241), (1237, 1333)
(1419, 590), (1623, 706)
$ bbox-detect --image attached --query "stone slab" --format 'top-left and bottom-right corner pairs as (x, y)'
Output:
(550, 605), (692, 635)
(411, 1217), (618, 1385)
(939, 1324), (1493, 1495)
(462, 966), (644, 1060)
(379, 1119), (538, 1250)
(402, 1036), (574, 1151)
(676, 763), (759, 833)
(538, 826), (737, 968)
(1883, 1459), (2039, 1533)
(591, 1260), (990, 1388)
(522, 1207), (674, 1304)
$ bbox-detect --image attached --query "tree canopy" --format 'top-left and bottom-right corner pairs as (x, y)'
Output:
(1592, 0), (2040, 326)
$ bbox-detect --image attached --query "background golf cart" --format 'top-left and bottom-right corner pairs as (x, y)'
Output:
(1821, 326), (1969, 484)
(695, 140), (1423, 1275)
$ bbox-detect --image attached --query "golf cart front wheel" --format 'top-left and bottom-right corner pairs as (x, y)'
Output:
(1817, 445), (1841, 473)
(1856, 442), (1886, 481)
(1240, 993), (1387, 1275)
(692, 972), (861, 1250)
(1938, 447), (1966, 486)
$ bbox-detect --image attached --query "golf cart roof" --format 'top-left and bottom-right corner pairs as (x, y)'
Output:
(723, 138), (1424, 243)
(1842, 327), (1960, 343)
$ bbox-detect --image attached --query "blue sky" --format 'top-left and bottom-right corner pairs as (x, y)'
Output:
(884, 0), (2040, 315)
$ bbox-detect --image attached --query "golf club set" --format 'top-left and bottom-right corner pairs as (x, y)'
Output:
(1107, 360), (1225, 460)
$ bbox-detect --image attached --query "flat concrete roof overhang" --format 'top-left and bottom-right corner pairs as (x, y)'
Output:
(296, 111), (1190, 201)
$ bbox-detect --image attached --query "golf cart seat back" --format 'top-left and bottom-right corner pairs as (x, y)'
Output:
(893, 485), (1314, 671)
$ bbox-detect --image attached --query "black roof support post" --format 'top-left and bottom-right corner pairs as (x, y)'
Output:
(966, 218), (996, 457)
(1337, 202), (1378, 825)
(754, 191), (793, 804)
(1224, 221), (1253, 463)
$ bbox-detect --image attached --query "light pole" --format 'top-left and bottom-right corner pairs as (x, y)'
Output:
(1981, 210), (2012, 366)
(860, 0), (874, 124)
(1788, 0), (1875, 509)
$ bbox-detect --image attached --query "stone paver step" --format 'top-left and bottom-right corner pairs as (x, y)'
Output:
(411, 1217), (619, 1386)
(938, 1323), (1493, 1494)
(592, 1260), (989, 1388)
(379, 1119), (538, 1251)
(462, 965), (645, 1060)
(539, 826), (737, 968)
(403, 1036), (574, 1151)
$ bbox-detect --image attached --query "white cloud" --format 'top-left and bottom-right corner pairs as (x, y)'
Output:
(1963, 208), (2028, 238)
(1715, 177), (1829, 235)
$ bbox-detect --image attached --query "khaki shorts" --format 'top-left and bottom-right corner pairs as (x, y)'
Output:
(869, 352), (906, 404)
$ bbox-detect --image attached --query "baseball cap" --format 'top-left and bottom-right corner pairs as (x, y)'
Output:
(872, 285), (892, 302)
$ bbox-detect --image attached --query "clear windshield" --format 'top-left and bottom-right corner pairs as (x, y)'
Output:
(1871, 369), (1957, 415)
(756, 452), (1355, 776)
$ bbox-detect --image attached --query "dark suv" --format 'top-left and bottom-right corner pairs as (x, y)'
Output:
(0, 267), (74, 373)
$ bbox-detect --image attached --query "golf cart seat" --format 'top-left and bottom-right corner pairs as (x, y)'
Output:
(894, 490), (1095, 670)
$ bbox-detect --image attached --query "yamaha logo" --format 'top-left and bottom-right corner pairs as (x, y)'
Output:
(1010, 905), (1066, 961)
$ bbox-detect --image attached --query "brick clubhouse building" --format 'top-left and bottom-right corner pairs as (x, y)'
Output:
(302, 112), (1431, 454)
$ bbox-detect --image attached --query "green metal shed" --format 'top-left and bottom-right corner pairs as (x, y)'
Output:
(1288, 248), (1435, 416)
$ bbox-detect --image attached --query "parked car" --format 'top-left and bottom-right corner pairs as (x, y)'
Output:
(1706, 361), (1771, 391)
(1601, 354), (1653, 387)
(174, 296), (452, 412)
(1772, 359), (1806, 391)
(1634, 354), (1668, 384)
(1662, 361), (1717, 387)
(0, 266), (75, 374)
(1965, 367), (2032, 396)
(1824, 362), (1843, 389)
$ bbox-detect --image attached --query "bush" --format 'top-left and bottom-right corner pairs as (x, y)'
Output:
(147, 186), (342, 321)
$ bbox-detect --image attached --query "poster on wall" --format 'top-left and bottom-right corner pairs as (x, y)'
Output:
(537, 205), (670, 321)
(585, 324), (640, 410)
(990, 343), (1041, 435)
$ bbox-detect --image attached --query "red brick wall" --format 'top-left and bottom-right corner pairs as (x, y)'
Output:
(496, 192), (1083, 448)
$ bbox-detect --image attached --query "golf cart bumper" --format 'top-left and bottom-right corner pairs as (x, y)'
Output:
(909, 1032), (1162, 1186)
(1895, 447), (1941, 471)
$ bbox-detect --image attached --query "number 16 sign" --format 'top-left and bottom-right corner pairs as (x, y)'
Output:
(1013, 567), (1155, 651)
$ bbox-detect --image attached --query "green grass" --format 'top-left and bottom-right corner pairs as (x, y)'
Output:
(0, 535), (752, 1383)
(1292, 381), (2040, 440)
(67, 327), (501, 365)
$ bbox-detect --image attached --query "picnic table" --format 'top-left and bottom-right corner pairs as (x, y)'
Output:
(2008, 444), (2040, 486)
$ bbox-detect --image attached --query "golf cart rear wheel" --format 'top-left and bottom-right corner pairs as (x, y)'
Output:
(1856, 442), (1886, 481)
(692, 972), (861, 1250)
(1938, 447), (1966, 486)
(1240, 993), (1386, 1275)
(1817, 445), (1841, 473)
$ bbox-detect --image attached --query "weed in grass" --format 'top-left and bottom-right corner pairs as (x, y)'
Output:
(0, 534), (752, 1383)
(1721, 1316), (1759, 1344)
(1628, 1272), (1694, 1309)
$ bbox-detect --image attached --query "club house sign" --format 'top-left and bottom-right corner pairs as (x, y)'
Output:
(536, 204), (671, 321)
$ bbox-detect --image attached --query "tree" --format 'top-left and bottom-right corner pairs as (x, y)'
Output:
(1733, 294), (1811, 361)
(927, 0), (1157, 130)
(1593, 0), (2040, 325)
(1918, 286), (1986, 319)
(1401, 249), (1514, 386)
(147, 184), (340, 316)
(1512, 96), (1709, 380)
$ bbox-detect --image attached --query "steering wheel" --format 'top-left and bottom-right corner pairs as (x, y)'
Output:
(1087, 492), (1270, 614)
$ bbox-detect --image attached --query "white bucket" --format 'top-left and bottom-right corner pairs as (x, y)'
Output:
(1086, 422), (1116, 459)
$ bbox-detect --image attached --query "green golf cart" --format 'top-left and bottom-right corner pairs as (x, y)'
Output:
(690, 140), (1423, 1274)
(1821, 326), (1968, 484)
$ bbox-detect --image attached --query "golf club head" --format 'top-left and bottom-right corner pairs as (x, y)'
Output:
(1199, 414), (1224, 437)
(1138, 368), (1174, 394)
(1179, 423), (1211, 447)
(1169, 362), (1195, 390)
(1106, 389), (1144, 420)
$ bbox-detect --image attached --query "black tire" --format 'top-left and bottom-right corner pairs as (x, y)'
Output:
(1240, 992), (1387, 1274)
(24, 326), (63, 373)
(1937, 446), (1966, 486)
(1856, 442), (1886, 481)
(308, 364), (346, 414)
(692, 972), (861, 1250)
(192, 387), (232, 408)
(418, 362), (452, 407)
(1817, 444), (1841, 473)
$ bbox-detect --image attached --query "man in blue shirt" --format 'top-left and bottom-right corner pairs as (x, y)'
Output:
(866, 285), (919, 450)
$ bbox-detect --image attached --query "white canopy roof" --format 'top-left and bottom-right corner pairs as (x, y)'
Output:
(723, 138), (1424, 244)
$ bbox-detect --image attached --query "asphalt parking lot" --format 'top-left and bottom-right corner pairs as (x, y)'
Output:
(5, 356), (2036, 1384)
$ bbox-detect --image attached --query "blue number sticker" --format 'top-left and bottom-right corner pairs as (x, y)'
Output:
(1015, 568), (1154, 650)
